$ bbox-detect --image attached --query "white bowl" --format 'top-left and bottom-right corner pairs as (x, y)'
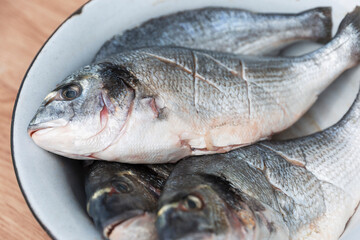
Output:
(11, 0), (360, 239)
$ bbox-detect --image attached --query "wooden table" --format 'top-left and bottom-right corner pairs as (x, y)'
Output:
(0, 1), (88, 239)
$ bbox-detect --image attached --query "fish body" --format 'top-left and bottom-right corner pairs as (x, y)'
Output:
(84, 161), (173, 240)
(94, 7), (332, 61)
(28, 7), (360, 164)
(157, 74), (360, 239)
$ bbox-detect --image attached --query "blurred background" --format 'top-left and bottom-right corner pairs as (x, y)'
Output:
(0, 0), (87, 239)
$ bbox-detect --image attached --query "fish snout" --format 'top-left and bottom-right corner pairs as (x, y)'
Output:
(87, 186), (157, 237)
(27, 116), (67, 137)
(28, 91), (74, 138)
(106, 212), (157, 240)
(102, 209), (145, 238)
(27, 122), (46, 137)
(156, 204), (183, 240)
(156, 203), (212, 240)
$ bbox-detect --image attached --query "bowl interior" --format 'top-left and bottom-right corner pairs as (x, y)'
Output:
(12, 0), (360, 239)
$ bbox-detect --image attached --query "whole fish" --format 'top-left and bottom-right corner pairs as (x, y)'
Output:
(94, 7), (332, 61)
(84, 161), (173, 240)
(27, 7), (360, 164)
(156, 84), (360, 240)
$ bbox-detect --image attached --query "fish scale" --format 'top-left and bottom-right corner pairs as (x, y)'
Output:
(95, 21), (360, 162)
(157, 10), (360, 230)
(262, 119), (360, 202)
(158, 121), (360, 239)
(258, 107), (360, 237)
(94, 7), (332, 61)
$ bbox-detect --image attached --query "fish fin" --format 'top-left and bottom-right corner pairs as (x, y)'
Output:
(338, 6), (360, 33)
(299, 7), (332, 44)
(336, 6), (360, 57)
(139, 97), (163, 119)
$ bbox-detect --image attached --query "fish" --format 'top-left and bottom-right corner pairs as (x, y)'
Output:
(156, 83), (360, 240)
(28, 7), (360, 164)
(94, 7), (332, 61)
(84, 161), (173, 240)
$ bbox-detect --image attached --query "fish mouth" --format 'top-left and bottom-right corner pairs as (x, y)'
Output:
(27, 125), (54, 138)
(175, 232), (214, 240)
(156, 205), (215, 240)
(103, 210), (145, 238)
(27, 119), (68, 137)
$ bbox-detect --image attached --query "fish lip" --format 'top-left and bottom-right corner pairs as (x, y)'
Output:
(175, 232), (213, 240)
(27, 125), (52, 137)
(102, 209), (145, 238)
(156, 206), (214, 240)
(27, 119), (68, 137)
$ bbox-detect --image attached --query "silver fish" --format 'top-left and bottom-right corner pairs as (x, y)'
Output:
(28, 7), (360, 164)
(94, 7), (332, 61)
(84, 161), (173, 240)
(156, 80), (360, 239)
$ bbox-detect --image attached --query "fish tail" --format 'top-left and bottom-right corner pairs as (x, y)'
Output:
(320, 7), (360, 128)
(298, 7), (332, 44)
(336, 6), (360, 59)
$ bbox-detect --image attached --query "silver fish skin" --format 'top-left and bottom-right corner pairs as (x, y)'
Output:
(28, 7), (360, 164)
(94, 7), (332, 61)
(84, 161), (174, 240)
(156, 83), (360, 240)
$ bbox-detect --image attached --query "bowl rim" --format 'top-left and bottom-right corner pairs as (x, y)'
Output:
(10, 1), (90, 238)
(10, 1), (360, 239)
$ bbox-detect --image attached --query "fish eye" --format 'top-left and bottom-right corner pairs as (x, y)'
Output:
(180, 194), (203, 211)
(61, 84), (81, 100)
(111, 180), (132, 193)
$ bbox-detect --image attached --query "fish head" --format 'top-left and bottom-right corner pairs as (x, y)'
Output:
(85, 162), (162, 239)
(156, 174), (257, 240)
(28, 63), (135, 159)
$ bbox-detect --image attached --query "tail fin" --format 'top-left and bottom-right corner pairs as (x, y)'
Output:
(335, 6), (360, 62)
(298, 7), (332, 44)
(322, 8), (360, 129)
(337, 7), (360, 34)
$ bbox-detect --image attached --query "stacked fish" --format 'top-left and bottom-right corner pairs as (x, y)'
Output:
(27, 6), (360, 240)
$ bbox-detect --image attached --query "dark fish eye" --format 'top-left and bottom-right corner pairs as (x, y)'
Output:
(111, 180), (132, 193)
(61, 84), (81, 100)
(181, 194), (203, 211)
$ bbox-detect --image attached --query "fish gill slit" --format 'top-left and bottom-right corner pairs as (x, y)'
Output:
(200, 52), (240, 76)
(240, 60), (252, 118)
(195, 73), (226, 94)
(145, 52), (193, 74)
(147, 51), (225, 93)
(262, 170), (297, 227)
(259, 143), (305, 168)
(260, 144), (346, 195)
(261, 166), (294, 216)
(192, 51), (199, 112)
(190, 51), (227, 93)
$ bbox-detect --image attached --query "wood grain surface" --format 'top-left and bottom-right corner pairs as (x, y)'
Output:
(0, 0), (88, 239)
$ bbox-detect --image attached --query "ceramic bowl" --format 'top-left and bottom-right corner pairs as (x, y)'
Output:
(11, 0), (360, 239)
